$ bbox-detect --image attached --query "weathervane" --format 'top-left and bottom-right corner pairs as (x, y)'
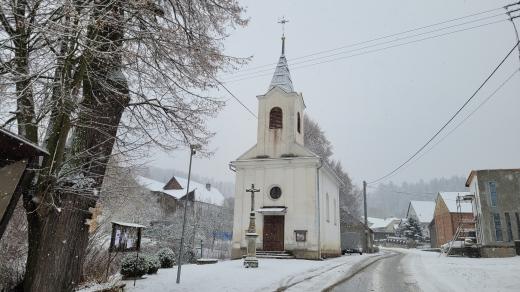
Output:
(278, 17), (289, 55)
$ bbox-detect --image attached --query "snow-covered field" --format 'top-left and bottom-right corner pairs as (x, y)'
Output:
(123, 253), (381, 292)
(395, 248), (520, 292)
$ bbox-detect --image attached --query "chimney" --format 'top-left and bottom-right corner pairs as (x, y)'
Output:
(205, 183), (211, 191)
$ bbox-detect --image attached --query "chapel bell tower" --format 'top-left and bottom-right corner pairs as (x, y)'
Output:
(255, 33), (306, 158)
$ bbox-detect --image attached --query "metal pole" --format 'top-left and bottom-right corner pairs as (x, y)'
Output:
(134, 251), (139, 287)
(200, 239), (203, 259)
(363, 181), (369, 253)
(176, 146), (195, 284)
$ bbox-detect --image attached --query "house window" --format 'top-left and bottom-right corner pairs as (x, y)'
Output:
(297, 112), (301, 133)
(269, 186), (282, 200)
(326, 193), (330, 223)
(269, 107), (283, 129)
(493, 213), (503, 241)
(489, 181), (497, 207)
(505, 212), (513, 242)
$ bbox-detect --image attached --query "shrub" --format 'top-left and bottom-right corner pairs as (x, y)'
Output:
(144, 255), (161, 274)
(157, 248), (176, 268)
(120, 254), (147, 278)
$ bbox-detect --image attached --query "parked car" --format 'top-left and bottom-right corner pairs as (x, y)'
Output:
(342, 247), (363, 255)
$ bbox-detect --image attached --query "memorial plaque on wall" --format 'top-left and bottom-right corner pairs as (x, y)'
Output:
(109, 222), (145, 252)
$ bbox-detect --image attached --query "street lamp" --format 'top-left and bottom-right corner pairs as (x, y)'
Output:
(176, 144), (200, 284)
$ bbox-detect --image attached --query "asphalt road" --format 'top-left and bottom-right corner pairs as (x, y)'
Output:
(331, 251), (421, 292)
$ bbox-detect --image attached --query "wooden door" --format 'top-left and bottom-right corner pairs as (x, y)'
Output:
(263, 216), (284, 251)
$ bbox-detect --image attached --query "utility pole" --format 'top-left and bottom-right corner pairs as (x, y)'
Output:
(176, 144), (200, 284)
(505, 1), (520, 63)
(363, 180), (369, 253)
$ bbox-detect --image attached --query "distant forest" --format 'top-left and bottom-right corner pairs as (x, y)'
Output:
(367, 176), (468, 218)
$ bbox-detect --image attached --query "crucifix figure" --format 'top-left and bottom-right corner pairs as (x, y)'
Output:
(278, 17), (289, 55)
(246, 184), (260, 213)
(244, 184), (260, 268)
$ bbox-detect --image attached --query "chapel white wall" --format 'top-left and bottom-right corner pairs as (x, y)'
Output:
(319, 167), (341, 254)
(231, 160), (320, 253)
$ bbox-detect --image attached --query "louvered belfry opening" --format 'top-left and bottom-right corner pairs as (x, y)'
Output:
(269, 107), (283, 129)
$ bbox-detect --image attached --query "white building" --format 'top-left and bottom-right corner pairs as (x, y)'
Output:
(406, 200), (436, 240)
(230, 36), (341, 259)
(136, 175), (225, 206)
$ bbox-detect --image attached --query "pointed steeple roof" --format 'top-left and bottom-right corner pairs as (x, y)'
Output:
(269, 35), (294, 92)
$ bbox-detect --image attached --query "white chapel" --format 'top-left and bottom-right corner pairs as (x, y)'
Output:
(230, 35), (341, 259)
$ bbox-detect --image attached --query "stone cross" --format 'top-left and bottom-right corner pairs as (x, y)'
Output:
(244, 184), (260, 268)
(246, 184), (260, 212)
(278, 17), (289, 35)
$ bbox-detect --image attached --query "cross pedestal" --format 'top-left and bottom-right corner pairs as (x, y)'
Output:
(244, 211), (259, 268)
(244, 184), (260, 268)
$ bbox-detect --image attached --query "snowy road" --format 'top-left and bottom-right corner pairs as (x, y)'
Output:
(122, 248), (520, 291)
(123, 253), (382, 292)
(331, 248), (520, 292)
(330, 250), (419, 292)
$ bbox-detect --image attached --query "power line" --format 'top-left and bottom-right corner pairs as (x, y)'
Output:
(367, 40), (520, 185)
(213, 79), (257, 118)
(224, 18), (509, 83)
(369, 68), (519, 184)
(221, 6), (505, 78)
(225, 12), (507, 81)
(410, 69), (519, 169)
(367, 185), (437, 197)
(217, 7), (511, 116)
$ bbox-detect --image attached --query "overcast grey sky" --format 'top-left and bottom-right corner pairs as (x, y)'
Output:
(148, 0), (520, 187)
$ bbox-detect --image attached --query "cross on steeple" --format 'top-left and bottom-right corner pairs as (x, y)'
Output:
(278, 17), (289, 55)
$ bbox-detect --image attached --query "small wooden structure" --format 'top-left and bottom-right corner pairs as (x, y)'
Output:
(109, 221), (146, 252)
(0, 128), (48, 239)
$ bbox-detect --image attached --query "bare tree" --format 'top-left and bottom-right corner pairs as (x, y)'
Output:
(303, 115), (361, 219)
(303, 115), (333, 161)
(0, 0), (247, 290)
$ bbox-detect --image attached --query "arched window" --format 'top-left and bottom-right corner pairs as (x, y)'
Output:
(269, 107), (283, 129)
(297, 112), (301, 133)
(326, 193), (330, 223)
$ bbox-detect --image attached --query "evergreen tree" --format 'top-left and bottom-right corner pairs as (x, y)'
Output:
(401, 217), (423, 241)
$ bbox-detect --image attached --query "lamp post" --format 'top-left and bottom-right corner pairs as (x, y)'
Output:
(244, 184), (260, 268)
(176, 144), (200, 284)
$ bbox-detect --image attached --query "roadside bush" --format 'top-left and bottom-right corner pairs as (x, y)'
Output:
(145, 255), (161, 274)
(157, 248), (176, 268)
(120, 254), (147, 278)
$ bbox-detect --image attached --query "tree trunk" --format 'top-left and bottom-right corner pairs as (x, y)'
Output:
(23, 2), (128, 290)
(24, 193), (96, 291)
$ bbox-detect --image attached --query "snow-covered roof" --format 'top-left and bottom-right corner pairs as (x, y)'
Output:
(408, 201), (435, 223)
(112, 221), (146, 228)
(438, 192), (472, 213)
(269, 39), (294, 92)
(135, 175), (225, 206)
(269, 55), (293, 92)
(366, 217), (400, 229)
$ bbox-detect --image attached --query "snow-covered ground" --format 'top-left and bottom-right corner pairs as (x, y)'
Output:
(123, 253), (381, 292)
(395, 248), (520, 292)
